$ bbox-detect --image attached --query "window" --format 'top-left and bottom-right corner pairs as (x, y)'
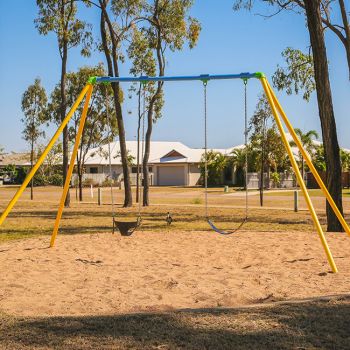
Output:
(89, 167), (98, 174)
(131, 166), (153, 173)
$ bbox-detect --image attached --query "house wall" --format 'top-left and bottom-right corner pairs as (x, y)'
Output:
(153, 164), (198, 186)
(188, 164), (201, 186)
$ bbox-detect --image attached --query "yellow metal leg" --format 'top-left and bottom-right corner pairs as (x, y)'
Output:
(0, 84), (91, 227)
(50, 84), (93, 247)
(266, 80), (350, 237)
(261, 77), (338, 273)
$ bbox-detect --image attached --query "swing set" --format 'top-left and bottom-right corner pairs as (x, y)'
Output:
(0, 72), (349, 273)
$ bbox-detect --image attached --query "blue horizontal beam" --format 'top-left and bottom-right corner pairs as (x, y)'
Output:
(94, 72), (264, 84)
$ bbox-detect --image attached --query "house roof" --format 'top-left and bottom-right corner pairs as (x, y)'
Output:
(0, 152), (30, 167)
(83, 141), (242, 166)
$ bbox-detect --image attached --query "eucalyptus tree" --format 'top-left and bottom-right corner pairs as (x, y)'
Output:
(234, 0), (345, 231)
(21, 78), (48, 200)
(48, 64), (117, 201)
(135, 0), (201, 206)
(35, 0), (93, 207)
(289, 128), (319, 183)
(95, 0), (144, 207)
(234, 0), (350, 79)
(128, 28), (157, 203)
(249, 95), (289, 204)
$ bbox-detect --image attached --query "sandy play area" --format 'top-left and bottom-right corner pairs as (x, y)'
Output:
(1, 230), (350, 317)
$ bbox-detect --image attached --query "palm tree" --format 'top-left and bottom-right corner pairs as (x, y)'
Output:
(340, 149), (350, 172)
(230, 148), (247, 187)
(290, 128), (319, 183)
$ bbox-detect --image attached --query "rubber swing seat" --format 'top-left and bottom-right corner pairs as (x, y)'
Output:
(113, 217), (142, 236)
(207, 218), (247, 235)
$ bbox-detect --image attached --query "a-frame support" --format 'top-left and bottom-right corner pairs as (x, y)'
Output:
(261, 77), (339, 273)
(50, 84), (93, 247)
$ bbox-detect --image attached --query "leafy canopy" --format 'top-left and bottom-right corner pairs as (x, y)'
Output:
(35, 0), (93, 57)
(21, 78), (48, 145)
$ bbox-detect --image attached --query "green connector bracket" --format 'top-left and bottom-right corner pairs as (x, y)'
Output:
(87, 76), (97, 85)
(254, 72), (266, 79)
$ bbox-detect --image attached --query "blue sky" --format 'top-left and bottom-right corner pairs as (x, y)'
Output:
(0, 0), (349, 152)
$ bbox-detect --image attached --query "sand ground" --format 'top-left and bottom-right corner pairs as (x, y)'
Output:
(1, 230), (349, 317)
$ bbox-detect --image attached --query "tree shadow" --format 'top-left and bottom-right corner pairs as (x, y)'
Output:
(1, 296), (349, 349)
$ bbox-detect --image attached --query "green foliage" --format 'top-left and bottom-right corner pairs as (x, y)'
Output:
(48, 64), (118, 196)
(48, 173), (63, 186)
(21, 78), (48, 148)
(313, 145), (326, 172)
(249, 95), (290, 173)
(35, 142), (63, 185)
(35, 0), (93, 57)
(2, 164), (18, 181)
(290, 128), (319, 178)
(200, 151), (228, 186)
(82, 178), (99, 187)
(191, 197), (202, 205)
(115, 150), (135, 166)
(15, 167), (27, 184)
(101, 178), (114, 187)
(273, 48), (315, 101)
(270, 171), (280, 188)
(127, 0), (201, 121)
(340, 149), (350, 171)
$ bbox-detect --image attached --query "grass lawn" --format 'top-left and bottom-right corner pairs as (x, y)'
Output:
(0, 185), (341, 243)
(264, 188), (350, 197)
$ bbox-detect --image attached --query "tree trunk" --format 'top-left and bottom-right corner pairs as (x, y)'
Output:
(304, 0), (344, 232)
(338, 0), (350, 79)
(30, 143), (34, 201)
(142, 102), (154, 206)
(142, 22), (164, 206)
(61, 35), (70, 207)
(136, 86), (142, 203)
(99, 0), (132, 207)
(78, 170), (83, 202)
(301, 158), (305, 184)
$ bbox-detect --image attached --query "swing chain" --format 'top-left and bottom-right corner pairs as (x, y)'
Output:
(243, 78), (249, 220)
(203, 80), (208, 218)
(104, 84), (116, 232)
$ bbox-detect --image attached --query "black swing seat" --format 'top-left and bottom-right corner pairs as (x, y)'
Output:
(113, 217), (142, 236)
(207, 218), (247, 235)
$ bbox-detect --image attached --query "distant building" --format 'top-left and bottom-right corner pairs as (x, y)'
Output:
(77, 141), (241, 186)
(0, 152), (29, 184)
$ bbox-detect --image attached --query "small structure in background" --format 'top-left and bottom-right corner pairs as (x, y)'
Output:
(0, 152), (30, 184)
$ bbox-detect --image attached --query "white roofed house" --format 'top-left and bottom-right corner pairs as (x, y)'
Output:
(78, 141), (240, 187)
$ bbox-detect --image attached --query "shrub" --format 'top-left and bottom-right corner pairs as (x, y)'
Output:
(271, 172), (281, 188)
(101, 178), (114, 187)
(82, 178), (99, 187)
(49, 174), (63, 186)
(191, 197), (202, 205)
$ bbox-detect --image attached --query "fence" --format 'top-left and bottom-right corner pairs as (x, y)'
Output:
(71, 173), (154, 187)
(306, 171), (350, 189)
(247, 172), (296, 189)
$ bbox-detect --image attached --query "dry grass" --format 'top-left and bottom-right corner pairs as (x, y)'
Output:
(1, 296), (349, 349)
(0, 185), (339, 243)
